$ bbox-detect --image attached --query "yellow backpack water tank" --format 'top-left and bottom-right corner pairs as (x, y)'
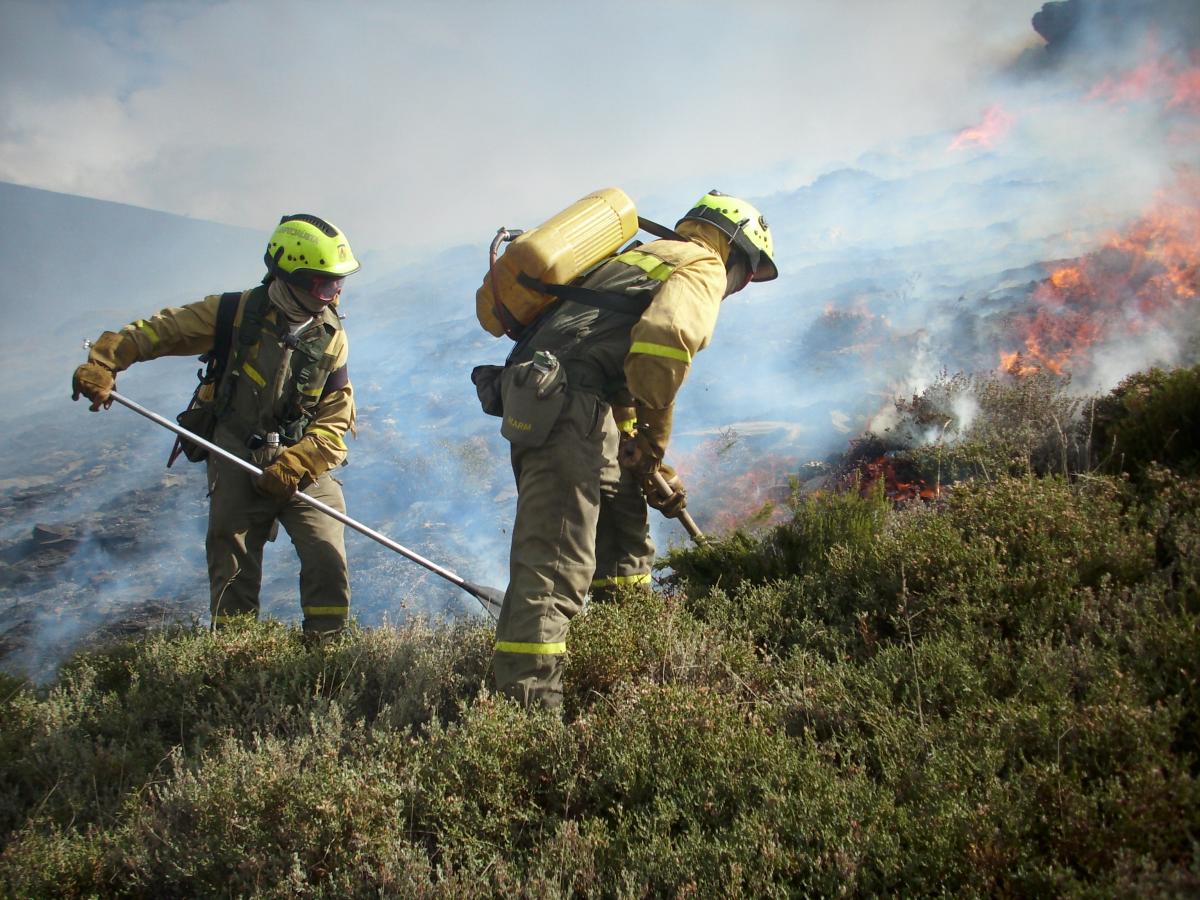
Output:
(477, 187), (639, 338)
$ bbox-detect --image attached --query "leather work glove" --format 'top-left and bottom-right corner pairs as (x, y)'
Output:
(71, 331), (140, 412)
(71, 363), (116, 411)
(617, 405), (673, 475)
(643, 464), (688, 519)
(253, 438), (324, 502)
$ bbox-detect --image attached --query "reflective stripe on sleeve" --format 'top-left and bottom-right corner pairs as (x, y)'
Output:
(495, 640), (567, 655)
(135, 320), (160, 345)
(629, 340), (691, 364)
(306, 426), (346, 449)
(616, 249), (676, 282)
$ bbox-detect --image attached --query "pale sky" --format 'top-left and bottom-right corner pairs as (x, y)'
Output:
(1, 0), (1036, 254)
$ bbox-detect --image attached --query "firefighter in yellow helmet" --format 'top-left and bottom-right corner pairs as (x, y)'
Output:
(71, 214), (361, 637)
(493, 191), (777, 710)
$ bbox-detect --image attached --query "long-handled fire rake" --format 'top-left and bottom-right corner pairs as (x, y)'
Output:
(102, 389), (505, 619)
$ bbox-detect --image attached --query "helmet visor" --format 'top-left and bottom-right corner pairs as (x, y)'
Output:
(309, 276), (345, 302)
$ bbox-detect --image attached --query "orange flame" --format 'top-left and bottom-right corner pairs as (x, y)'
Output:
(1088, 51), (1200, 114)
(858, 455), (939, 504)
(998, 171), (1200, 375)
(949, 104), (1015, 152)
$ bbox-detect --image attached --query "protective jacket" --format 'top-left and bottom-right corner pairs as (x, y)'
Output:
(507, 224), (729, 453)
(101, 279), (356, 634)
(120, 279), (355, 471)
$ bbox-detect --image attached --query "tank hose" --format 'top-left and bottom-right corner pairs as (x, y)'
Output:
(489, 227), (525, 339)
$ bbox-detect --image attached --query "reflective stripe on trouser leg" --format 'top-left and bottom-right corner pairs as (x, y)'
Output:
(494, 389), (606, 709)
(591, 413), (655, 603)
(207, 454), (273, 624)
(278, 472), (351, 634)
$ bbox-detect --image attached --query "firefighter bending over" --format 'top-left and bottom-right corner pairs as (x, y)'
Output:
(493, 191), (778, 709)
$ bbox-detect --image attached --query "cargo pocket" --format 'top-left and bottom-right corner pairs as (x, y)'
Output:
(175, 405), (217, 463)
(499, 356), (568, 447)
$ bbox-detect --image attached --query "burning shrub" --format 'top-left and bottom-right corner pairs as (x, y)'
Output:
(852, 369), (1091, 491)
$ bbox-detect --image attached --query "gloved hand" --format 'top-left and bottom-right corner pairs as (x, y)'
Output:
(643, 464), (688, 519)
(618, 405), (673, 474)
(253, 438), (325, 502)
(72, 363), (116, 411)
(254, 453), (307, 502)
(71, 331), (140, 412)
(618, 428), (661, 475)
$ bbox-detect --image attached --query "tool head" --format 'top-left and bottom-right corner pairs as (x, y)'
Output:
(463, 581), (504, 619)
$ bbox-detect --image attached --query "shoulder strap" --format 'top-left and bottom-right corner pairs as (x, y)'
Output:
(637, 216), (687, 242)
(204, 291), (242, 379)
(213, 285), (271, 418)
(516, 271), (651, 318)
(235, 285), (272, 351)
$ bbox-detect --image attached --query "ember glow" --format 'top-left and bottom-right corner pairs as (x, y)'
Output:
(858, 455), (938, 504)
(998, 172), (1200, 375)
(948, 104), (1015, 151)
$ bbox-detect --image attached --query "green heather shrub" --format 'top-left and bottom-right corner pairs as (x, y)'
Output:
(662, 477), (891, 596)
(1094, 364), (1200, 479)
(0, 617), (492, 844)
(565, 590), (766, 713)
(2, 365), (1199, 896)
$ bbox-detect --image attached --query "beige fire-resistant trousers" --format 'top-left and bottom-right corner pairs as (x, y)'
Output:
(494, 390), (654, 710)
(206, 453), (350, 635)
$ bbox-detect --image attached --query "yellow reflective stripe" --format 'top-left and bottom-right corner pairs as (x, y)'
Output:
(615, 417), (636, 434)
(629, 340), (691, 364)
(591, 573), (651, 589)
(241, 362), (266, 386)
(495, 640), (567, 655)
(135, 320), (160, 345)
(306, 427), (346, 449)
(299, 385), (323, 397)
(616, 249), (675, 282)
(302, 605), (348, 616)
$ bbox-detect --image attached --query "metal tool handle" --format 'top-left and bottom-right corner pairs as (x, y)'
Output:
(650, 471), (706, 544)
(101, 388), (503, 618)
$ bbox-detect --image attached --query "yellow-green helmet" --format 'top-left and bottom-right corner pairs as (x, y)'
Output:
(677, 191), (777, 282)
(264, 214), (360, 291)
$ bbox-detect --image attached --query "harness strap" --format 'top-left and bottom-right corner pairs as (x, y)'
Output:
(214, 285), (271, 419)
(636, 216), (687, 242)
(516, 272), (651, 318)
(166, 290), (245, 468)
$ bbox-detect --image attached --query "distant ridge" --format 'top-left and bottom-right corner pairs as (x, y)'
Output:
(0, 180), (262, 332)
